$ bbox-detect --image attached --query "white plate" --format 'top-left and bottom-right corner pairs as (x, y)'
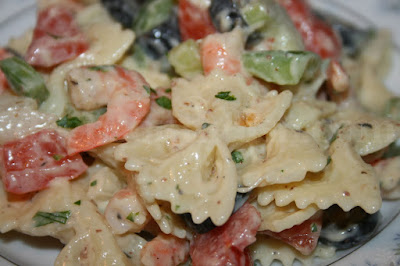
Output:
(0, 0), (399, 265)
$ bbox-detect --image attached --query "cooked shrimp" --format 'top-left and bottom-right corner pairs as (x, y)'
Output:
(66, 65), (150, 155)
(104, 188), (151, 235)
(200, 29), (244, 76)
(141, 233), (189, 266)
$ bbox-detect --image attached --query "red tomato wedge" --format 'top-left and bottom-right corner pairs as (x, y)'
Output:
(0, 48), (12, 93)
(276, 0), (341, 59)
(0, 130), (87, 194)
(190, 203), (261, 266)
(178, 0), (216, 41)
(261, 212), (322, 255)
(25, 5), (89, 68)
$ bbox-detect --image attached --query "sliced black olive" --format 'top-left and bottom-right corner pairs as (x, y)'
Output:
(319, 205), (381, 250)
(209, 0), (247, 32)
(181, 213), (216, 234)
(101, 0), (144, 28)
(180, 192), (250, 234)
(135, 12), (181, 59)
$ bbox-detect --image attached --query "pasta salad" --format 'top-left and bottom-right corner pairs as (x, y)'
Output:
(0, 0), (399, 265)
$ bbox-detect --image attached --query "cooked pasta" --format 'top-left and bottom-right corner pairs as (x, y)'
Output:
(0, 0), (399, 265)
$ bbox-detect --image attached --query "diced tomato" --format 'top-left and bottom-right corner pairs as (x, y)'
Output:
(25, 5), (89, 68)
(0, 130), (87, 194)
(141, 234), (190, 266)
(178, 0), (216, 41)
(276, 0), (341, 59)
(190, 203), (261, 266)
(260, 212), (322, 255)
(0, 48), (12, 93)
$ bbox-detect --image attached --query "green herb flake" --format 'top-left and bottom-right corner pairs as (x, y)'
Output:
(201, 123), (211, 129)
(215, 91), (236, 101)
(281, 169), (284, 173)
(74, 200), (81, 206)
(165, 88), (171, 93)
(176, 184), (183, 195)
(56, 115), (83, 129)
(143, 85), (157, 95)
(88, 65), (113, 72)
(175, 205), (180, 211)
(155, 96), (172, 110)
(33, 211), (71, 227)
(52, 154), (64, 161)
(90, 180), (97, 187)
(329, 125), (344, 145)
(231, 150), (244, 164)
(327, 156), (332, 166)
(311, 223), (318, 232)
(126, 212), (139, 222)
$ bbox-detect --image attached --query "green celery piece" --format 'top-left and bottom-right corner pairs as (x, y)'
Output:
(243, 50), (321, 85)
(384, 97), (400, 121)
(241, 1), (270, 30)
(133, 0), (174, 35)
(0, 56), (49, 104)
(168, 39), (202, 79)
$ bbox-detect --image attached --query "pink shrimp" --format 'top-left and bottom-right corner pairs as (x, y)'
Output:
(66, 65), (150, 155)
(141, 234), (189, 266)
(200, 30), (244, 76)
(104, 188), (151, 234)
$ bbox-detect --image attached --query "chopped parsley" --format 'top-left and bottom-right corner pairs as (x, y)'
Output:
(88, 65), (113, 72)
(231, 150), (244, 164)
(74, 200), (81, 206)
(126, 212), (139, 222)
(143, 85), (157, 95)
(90, 180), (97, 187)
(311, 223), (318, 232)
(155, 96), (172, 110)
(56, 115), (83, 129)
(215, 91), (236, 101)
(176, 184), (183, 195)
(329, 125), (344, 144)
(33, 211), (71, 227)
(165, 88), (172, 93)
(175, 205), (180, 211)
(201, 123), (211, 129)
(327, 156), (332, 166)
(52, 154), (64, 161)
(281, 169), (284, 173)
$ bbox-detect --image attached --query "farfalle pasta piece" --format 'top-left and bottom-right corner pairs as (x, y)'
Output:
(238, 124), (327, 191)
(114, 125), (198, 172)
(249, 235), (315, 266)
(257, 139), (382, 214)
(0, 178), (83, 243)
(283, 99), (336, 131)
(332, 118), (400, 156)
(115, 125), (237, 227)
(252, 201), (319, 233)
(172, 71), (292, 148)
(55, 201), (131, 266)
(87, 166), (125, 213)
